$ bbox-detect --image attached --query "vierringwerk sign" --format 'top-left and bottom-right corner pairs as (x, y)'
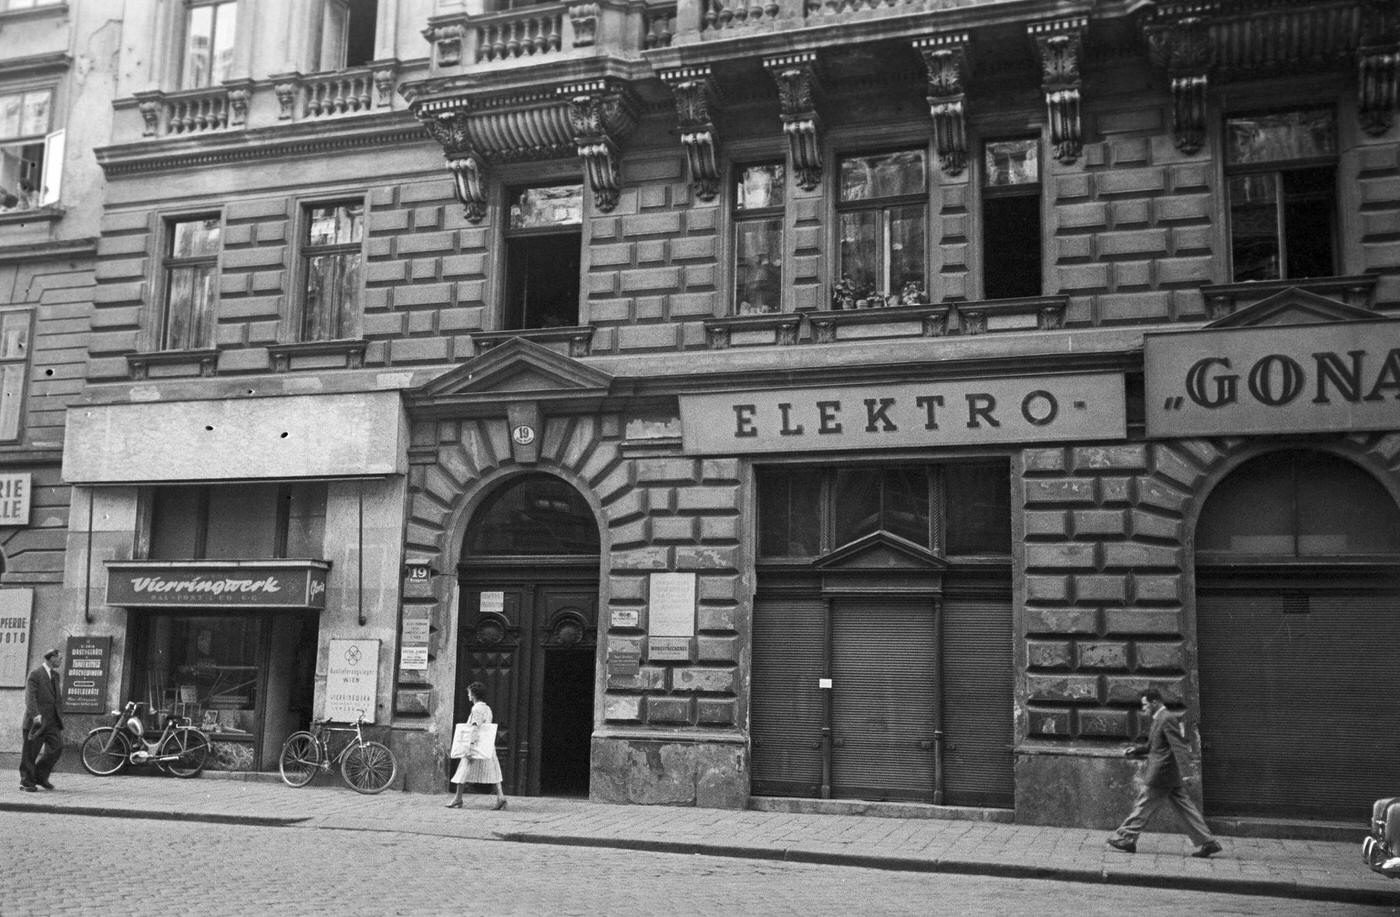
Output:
(1144, 319), (1400, 438)
(105, 561), (330, 609)
(679, 373), (1126, 454)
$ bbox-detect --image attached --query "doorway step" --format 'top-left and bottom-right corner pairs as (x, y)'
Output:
(750, 796), (1013, 823)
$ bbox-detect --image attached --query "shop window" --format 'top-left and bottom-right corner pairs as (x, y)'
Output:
(504, 183), (582, 330)
(182, 0), (238, 90)
(0, 311), (29, 441)
(150, 482), (327, 560)
(733, 163), (784, 314)
(835, 149), (927, 308)
(1226, 109), (1337, 282)
(299, 200), (363, 341)
(757, 461), (1011, 559)
(160, 216), (221, 350)
(317, 0), (378, 71)
(465, 472), (598, 555)
(981, 138), (1041, 299)
(1198, 450), (1400, 560)
(0, 88), (62, 213)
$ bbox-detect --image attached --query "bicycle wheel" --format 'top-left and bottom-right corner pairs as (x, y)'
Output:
(80, 728), (130, 776)
(279, 731), (321, 787)
(341, 740), (397, 794)
(159, 727), (210, 778)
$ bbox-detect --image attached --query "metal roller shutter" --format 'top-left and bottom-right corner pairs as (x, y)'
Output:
(751, 594), (825, 797)
(942, 592), (1014, 808)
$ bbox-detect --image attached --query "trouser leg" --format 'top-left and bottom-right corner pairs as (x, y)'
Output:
(18, 731), (38, 785)
(1167, 785), (1215, 845)
(1115, 785), (1168, 840)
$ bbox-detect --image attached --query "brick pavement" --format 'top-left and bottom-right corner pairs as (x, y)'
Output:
(3, 770), (1398, 908)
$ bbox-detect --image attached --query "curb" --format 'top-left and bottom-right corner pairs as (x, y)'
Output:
(0, 801), (305, 828)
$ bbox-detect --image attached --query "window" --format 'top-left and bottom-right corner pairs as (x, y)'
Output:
(0, 0), (64, 9)
(0, 311), (29, 441)
(150, 483), (327, 560)
(733, 163), (784, 314)
(317, 0), (378, 71)
(465, 472), (599, 555)
(981, 138), (1041, 299)
(182, 0), (238, 90)
(161, 217), (221, 350)
(1226, 109), (1337, 282)
(835, 149), (927, 308)
(504, 183), (582, 330)
(300, 201), (363, 340)
(0, 88), (62, 212)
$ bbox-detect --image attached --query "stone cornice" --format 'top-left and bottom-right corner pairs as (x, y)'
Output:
(0, 51), (70, 81)
(0, 236), (95, 265)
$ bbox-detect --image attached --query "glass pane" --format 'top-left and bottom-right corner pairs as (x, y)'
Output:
(0, 95), (19, 140)
(164, 263), (217, 349)
(880, 468), (929, 546)
(736, 164), (784, 211)
(758, 468), (821, 557)
(839, 150), (925, 202)
(303, 252), (360, 340)
(509, 184), (583, 229)
(171, 218), (222, 257)
(466, 472), (599, 555)
(833, 468), (881, 546)
(888, 204), (926, 304)
(183, 5), (214, 89)
(1229, 174), (1280, 282)
(19, 91), (50, 137)
(735, 218), (782, 314)
(985, 139), (1039, 186)
(837, 210), (881, 304)
(0, 141), (44, 210)
(307, 203), (364, 246)
(1225, 110), (1336, 165)
(285, 483), (328, 559)
(0, 312), (28, 359)
(945, 463), (1011, 554)
(0, 363), (22, 441)
(1295, 453), (1400, 555)
(212, 2), (238, 86)
(205, 484), (280, 558)
(149, 487), (202, 559)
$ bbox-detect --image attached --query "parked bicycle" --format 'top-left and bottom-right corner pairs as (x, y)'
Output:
(80, 700), (211, 778)
(278, 710), (398, 794)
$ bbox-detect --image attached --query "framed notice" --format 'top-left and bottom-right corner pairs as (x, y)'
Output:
(326, 638), (380, 724)
(648, 573), (696, 637)
(0, 587), (32, 687)
(62, 635), (112, 713)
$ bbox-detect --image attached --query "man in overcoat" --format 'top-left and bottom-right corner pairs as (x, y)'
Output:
(1106, 688), (1223, 858)
(19, 647), (64, 791)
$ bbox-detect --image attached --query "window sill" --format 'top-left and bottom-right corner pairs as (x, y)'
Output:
(704, 312), (802, 349)
(807, 303), (952, 344)
(474, 326), (594, 358)
(126, 349), (220, 380)
(0, 4), (68, 25)
(267, 339), (367, 372)
(0, 206), (64, 226)
(954, 295), (1067, 335)
(1200, 274), (1378, 319)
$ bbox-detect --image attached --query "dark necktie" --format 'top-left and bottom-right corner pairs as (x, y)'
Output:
(50, 670), (58, 696)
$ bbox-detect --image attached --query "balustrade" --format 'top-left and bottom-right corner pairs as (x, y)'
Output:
(476, 8), (564, 62)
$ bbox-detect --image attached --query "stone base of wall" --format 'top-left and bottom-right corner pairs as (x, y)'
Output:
(590, 733), (748, 808)
(1016, 751), (1146, 829)
(394, 729), (449, 794)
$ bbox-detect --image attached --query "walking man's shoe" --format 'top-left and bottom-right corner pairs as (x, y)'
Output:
(1191, 840), (1223, 859)
(1106, 835), (1137, 853)
(37, 779), (54, 790)
(19, 783), (36, 792)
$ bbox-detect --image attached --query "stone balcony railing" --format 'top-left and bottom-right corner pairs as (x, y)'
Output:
(423, 0), (676, 71)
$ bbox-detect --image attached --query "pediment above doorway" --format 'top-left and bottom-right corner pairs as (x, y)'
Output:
(1203, 285), (1382, 329)
(408, 336), (614, 415)
(814, 531), (948, 572)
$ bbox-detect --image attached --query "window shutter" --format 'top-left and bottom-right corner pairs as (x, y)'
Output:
(40, 129), (63, 205)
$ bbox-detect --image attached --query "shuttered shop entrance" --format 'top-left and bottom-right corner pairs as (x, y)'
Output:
(942, 593), (1014, 808)
(1198, 584), (1400, 820)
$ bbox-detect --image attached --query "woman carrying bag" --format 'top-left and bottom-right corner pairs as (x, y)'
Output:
(446, 682), (507, 810)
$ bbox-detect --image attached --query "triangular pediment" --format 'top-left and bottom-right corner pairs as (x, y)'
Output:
(813, 531), (947, 572)
(1205, 288), (1377, 328)
(409, 337), (613, 404)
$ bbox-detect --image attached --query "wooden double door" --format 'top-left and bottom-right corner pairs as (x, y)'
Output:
(455, 563), (598, 796)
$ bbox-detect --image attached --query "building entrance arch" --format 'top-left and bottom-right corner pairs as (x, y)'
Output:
(453, 472), (600, 797)
(1195, 449), (1400, 820)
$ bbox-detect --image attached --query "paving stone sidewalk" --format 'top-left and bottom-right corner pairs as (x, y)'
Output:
(5, 770), (1398, 908)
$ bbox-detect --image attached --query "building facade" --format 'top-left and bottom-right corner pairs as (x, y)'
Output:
(18, 0), (1400, 829)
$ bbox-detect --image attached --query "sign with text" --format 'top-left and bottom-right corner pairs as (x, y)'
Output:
(62, 635), (112, 713)
(1145, 320), (1400, 438)
(0, 588), (32, 687)
(648, 572), (696, 637)
(680, 374), (1125, 454)
(106, 561), (329, 609)
(326, 638), (379, 724)
(399, 617), (430, 671)
(0, 473), (30, 526)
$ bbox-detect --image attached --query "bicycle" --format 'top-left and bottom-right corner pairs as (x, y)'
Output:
(80, 700), (211, 778)
(277, 709), (398, 794)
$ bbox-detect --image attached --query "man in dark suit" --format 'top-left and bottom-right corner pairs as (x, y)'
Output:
(19, 647), (64, 792)
(1106, 688), (1223, 858)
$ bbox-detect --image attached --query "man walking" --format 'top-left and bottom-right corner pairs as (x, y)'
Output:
(19, 647), (64, 792)
(1107, 688), (1222, 858)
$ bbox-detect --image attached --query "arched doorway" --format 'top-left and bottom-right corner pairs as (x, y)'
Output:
(1195, 449), (1400, 821)
(455, 472), (600, 797)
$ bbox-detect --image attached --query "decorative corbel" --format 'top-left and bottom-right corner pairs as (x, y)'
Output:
(372, 62), (400, 108)
(135, 91), (162, 137)
(915, 33), (971, 176)
(1029, 18), (1087, 164)
(569, 3), (601, 47)
(273, 79), (299, 121)
(446, 156), (488, 223)
(423, 23), (466, 68)
(764, 53), (824, 191)
(417, 106), (490, 224)
(1145, 5), (1214, 155)
(562, 80), (639, 213)
(225, 81), (253, 127)
(661, 66), (721, 202)
(1358, 0), (1400, 136)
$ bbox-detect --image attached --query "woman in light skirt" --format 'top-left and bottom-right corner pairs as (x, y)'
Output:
(446, 682), (507, 810)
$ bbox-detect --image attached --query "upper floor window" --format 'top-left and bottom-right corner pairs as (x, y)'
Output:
(982, 138), (1041, 299)
(1226, 109), (1336, 282)
(505, 183), (582, 330)
(317, 0), (378, 71)
(0, 0), (64, 10)
(161, 217), (221, 350)
(300, 201), (364, 340)
(0, 311), (30, 442)
(733, 163), (784, 315)
(834, 149), (927, 309)
(150, 482), (327, 560)
(182, 0), (238, 90)
(0, 89), (62, 213)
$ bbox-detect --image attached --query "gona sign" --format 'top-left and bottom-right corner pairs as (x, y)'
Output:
(1184, 348), (1400, 409)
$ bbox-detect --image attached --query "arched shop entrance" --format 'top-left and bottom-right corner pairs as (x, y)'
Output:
(454, 472), (600, 797)
(1195, 449), (1400, 821)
